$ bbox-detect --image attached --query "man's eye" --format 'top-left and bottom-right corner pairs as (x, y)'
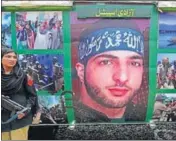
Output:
(99, 60), (112, 65)
(130, 62), (142, 67)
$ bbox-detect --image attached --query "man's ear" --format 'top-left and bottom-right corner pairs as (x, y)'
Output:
(75, 63), (85, 83)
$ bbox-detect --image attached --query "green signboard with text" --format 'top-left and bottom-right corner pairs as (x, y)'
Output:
(76, 5), (152, 18)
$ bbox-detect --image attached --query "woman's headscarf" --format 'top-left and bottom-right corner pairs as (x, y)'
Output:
(1, 47), (25, 96)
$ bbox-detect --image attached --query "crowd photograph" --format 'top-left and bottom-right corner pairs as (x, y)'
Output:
(2, 12), (12, 48)
(36, 95), (68, 124)
(16, 12), (63, 49)
(157, 53), (176, 89)
(152, 94), (176, 122)
(18, 54), (64, 94)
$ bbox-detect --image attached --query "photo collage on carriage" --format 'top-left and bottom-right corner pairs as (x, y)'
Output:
(1, 11), (68, 124)
(157, 12), (176, 90)
(153, 11), (176, 123)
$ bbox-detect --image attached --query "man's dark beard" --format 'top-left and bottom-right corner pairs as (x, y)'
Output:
(84, 71), (132, 108)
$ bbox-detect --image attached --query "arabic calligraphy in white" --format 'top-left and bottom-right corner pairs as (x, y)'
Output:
(79, 30), (144, 60)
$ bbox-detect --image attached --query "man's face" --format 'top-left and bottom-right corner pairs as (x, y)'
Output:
(84, 50), (144, 108)
(162, 57), (169, 65)
(2, 52), (17, 69)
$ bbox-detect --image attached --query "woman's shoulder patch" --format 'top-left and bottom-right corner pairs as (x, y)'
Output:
(27, 75), (33, 86)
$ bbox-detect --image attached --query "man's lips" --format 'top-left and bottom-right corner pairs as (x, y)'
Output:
(108, 87), (129, 96)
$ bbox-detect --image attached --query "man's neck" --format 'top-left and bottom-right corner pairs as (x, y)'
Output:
(80, 88), (126, 119)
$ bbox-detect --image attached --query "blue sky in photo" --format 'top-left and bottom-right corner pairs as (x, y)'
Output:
(38, 96), (60, 108)
(158, 53), (176, 62)
(159, 12), (176, 25)
(2, 12), (11, 26)
(156, 94), (176, 99)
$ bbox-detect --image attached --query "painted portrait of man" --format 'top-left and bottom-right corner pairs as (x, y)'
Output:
(71, 16), (149, 123)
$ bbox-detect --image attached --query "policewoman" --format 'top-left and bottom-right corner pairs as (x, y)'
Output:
(1, 47), (38, 140)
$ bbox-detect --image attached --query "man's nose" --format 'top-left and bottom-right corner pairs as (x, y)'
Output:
(113, 65), (128, 85)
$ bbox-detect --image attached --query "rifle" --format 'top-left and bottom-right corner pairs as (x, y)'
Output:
(1, 95), (30, 124)
(41, 106), (57, 124)
(39, 91), (74, 124)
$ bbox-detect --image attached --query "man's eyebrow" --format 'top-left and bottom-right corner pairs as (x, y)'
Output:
(93, 54), (118, 61)
(129, 55), (143, 60)
(93, 54), (143, 61)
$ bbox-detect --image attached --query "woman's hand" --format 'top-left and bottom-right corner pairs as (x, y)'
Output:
(32, 112), (41, 124)
(17, 107), (31, 119)
(17, 113), (26, 119)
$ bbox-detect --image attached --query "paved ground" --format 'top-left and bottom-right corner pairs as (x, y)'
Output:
(29, 122), (176, 140)
(152, 122), (176, 140)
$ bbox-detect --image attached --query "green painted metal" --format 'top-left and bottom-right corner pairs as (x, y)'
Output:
(158, 49), (176, 53)
(11, 12), (16, 51)
(2, 6), (72, 12)
(15, 49), (64, 55)
(62, 11), (75, 124)
(157, 89), (176, 93)
(145, 6), (158, 123)
(76, 4), (152, 18)
(160, 7), (176, 11)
